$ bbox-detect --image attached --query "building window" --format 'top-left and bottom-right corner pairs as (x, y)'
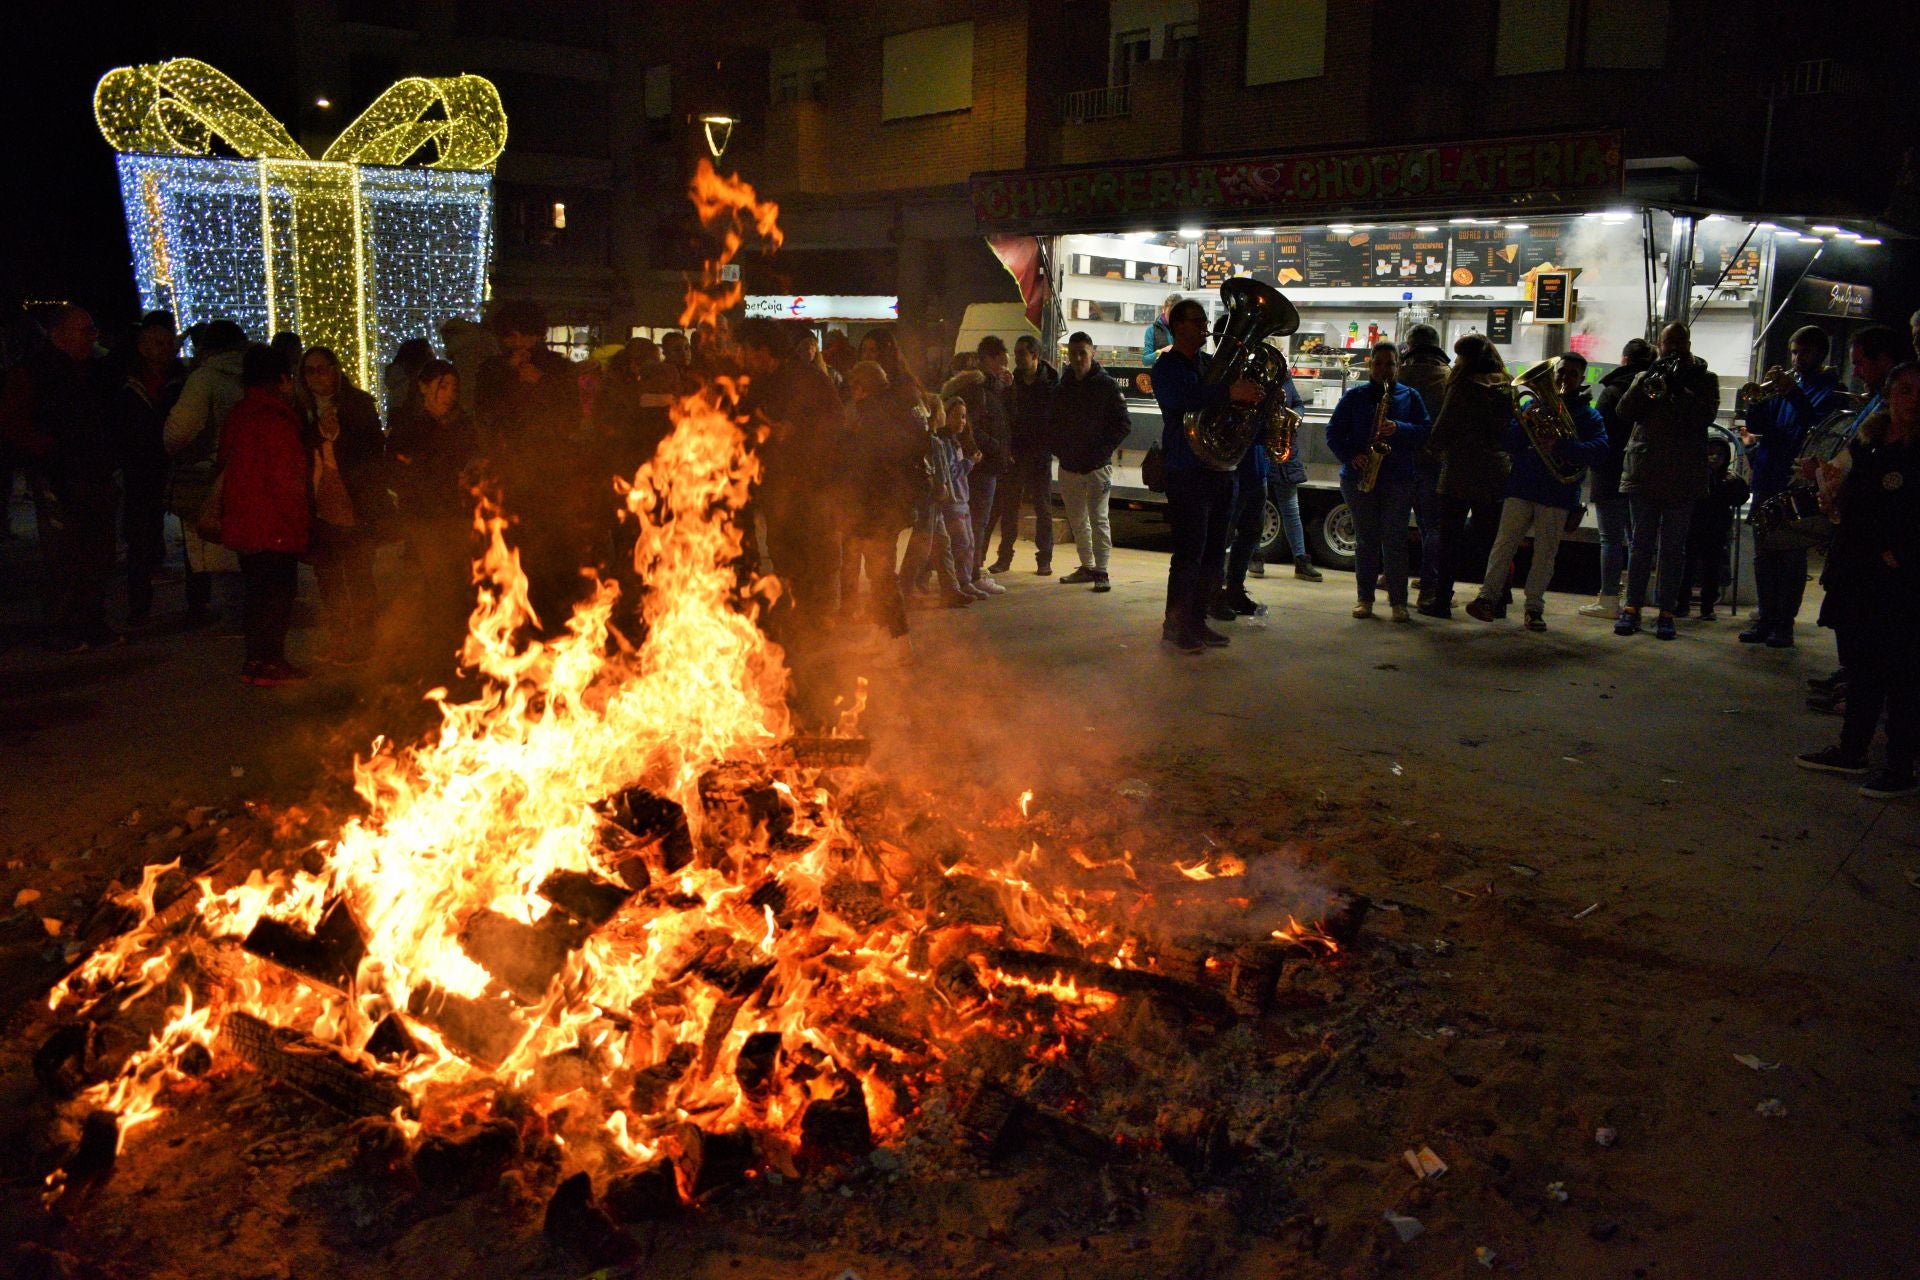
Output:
(1169, 21), (1199, 61)
(881, 22), (974, 120)
(1583, 0), (1668, 69)
(1245, 0), (1328, 86)
(1114, 29), (1152, 86)
(770, 36), (829, 106)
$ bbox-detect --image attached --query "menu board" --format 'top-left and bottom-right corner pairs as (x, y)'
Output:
(1450, 227), (1523, 288)
(1366, 228), (1450, 286)
(1303, 231), (1371, 287)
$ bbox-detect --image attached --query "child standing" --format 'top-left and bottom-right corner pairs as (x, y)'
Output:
(1676, 438), (1750, 620)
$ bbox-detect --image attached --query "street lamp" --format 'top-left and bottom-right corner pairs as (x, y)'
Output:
(700, 114), (737, 160)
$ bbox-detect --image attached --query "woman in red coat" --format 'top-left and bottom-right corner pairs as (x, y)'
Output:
(219, 345), (311, 685)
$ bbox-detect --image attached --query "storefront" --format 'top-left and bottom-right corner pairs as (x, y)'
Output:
(970, 131), (1901, 568)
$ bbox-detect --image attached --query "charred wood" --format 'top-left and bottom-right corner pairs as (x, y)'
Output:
(241, 898), (366, 992)
(603, 1159), (682, 1222)
(629, 1044), (695, 1114)
(457, 909), (587, 1004)
(597, 787), (694, 873)
(363, 1013), (422, 1064)
(33, 1024), (93, 1099)
(411, 1119), (519, 1198)
(405, 984), (530, 1068)
(679, 1124), (756, 1197)
(798, 1082), (872, 1170)
(733, 1031), (781, 1096)
(543, 1172), (637, 1265)
(986, 948), (1235, 1022)
(537, 870), (633, 929)
(219, 1011), (409, 1116)
(785, 734), (872, 768)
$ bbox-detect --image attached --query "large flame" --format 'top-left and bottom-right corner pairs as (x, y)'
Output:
(44, 162), (1339, 1199)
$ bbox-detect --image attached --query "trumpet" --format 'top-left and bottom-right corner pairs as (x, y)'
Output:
(1356, 379), (1394, 494)
(1737, 367), (1791, 409)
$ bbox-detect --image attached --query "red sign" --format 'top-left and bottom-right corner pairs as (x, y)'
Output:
(970, 131), (1625, 231)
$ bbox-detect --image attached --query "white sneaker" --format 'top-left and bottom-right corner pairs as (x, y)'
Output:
(972, 576), (1007, 595)
(1578, 595), (1618, 618)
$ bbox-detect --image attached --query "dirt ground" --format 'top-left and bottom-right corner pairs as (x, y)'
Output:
(2, 505), (1917, 1280)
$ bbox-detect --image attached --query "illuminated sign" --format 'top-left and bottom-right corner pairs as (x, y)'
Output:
(743, 295), (900, 321)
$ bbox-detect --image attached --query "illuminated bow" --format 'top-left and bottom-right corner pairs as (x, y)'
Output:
(95, 58), (507, 171)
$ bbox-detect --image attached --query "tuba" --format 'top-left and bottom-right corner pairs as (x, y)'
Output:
(1183, 277), (1302, 471)
(1509, 358), (1583, 486)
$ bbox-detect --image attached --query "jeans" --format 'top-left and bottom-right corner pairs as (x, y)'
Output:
(238, 549), (298, 666)
(122, 462), (168, 622)
(901, 499), (965, 596)
(1163, 468), (1234, 632)
(1624, 492), (1693, 614)
(1059, 465), (1113, 572)
(1341, 473), (1416, 607)
(1753, 542), (1809, 630)
(1593, 496), (1631, 597)
(1677, 520), (1730, 614)
(1840, 620), (1919, 769)
(1437, 495), (1500, 604)
(990, 454), (1053, 569)
(845, 527), (908, 637)
(1477, 498), (1570, 613)
(1224, 472), (1266, 595)
(311, 521), (378, 654)
(48, 477), (121, 644)
(966, 473), (997, 577)
(1272, 478), (1308, 561)
(1414, 468), (1444, 597)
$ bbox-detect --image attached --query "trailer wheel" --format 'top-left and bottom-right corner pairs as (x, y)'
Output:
(1305, 497), (1357, 571)
(1256, 497), (1284, 557)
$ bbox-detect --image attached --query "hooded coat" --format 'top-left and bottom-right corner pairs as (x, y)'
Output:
(1048, 360), (1132, 474)
(218, 386), (310, 554)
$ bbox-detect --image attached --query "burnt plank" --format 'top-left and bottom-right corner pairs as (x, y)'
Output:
(538, 870), (633, 929)
(457, 909), (587, 1003)
(241, 898), (366, 992)
(986, 947), (1235, 1022)
(405, 984), (531, 1068)
(219, 1011), (410, 1116)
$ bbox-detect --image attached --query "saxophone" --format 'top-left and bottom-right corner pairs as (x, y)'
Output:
(1356, 378), (1394, 493)
(1182, 277), (1302, 470)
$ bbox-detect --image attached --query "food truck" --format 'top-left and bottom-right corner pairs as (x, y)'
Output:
(970, 132), (1895, 569)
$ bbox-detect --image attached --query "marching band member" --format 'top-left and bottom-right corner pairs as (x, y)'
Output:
(1327, 341), (1430, 621)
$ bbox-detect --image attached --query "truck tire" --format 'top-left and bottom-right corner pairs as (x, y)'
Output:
(1255, 496), (1284, 557)
(1303, 493), (1357, 571)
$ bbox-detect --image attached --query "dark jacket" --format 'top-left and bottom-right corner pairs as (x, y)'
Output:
(1009, 361), (1058, 459)
(303, 384), (386, 530)
(114, 363), (181, 480)
(846, 392), (929, 536)
(387, 400), (479, 520)
(1503, 393), (1608, 509)
(1049, 361), (1132, 474)
(1618, 355), (1720, 505)
(1398, 343), (1451, 443)
(475, 347), (576, 444)
(1327, 381), (1432, 487)
(1590, 361), (1647, 503)
(1744, 368), (1847, 504)
(218, 387), (310, 555)
(17, 348), (116, 496)
(1424, 379), (1514, 502)
(744, 357), (845, 524)
(941, 369), (1012, 476)
(1149, 347), (1233, 477)
(1687, 470), (1751, 553)
(1820, 425), (1920, 630)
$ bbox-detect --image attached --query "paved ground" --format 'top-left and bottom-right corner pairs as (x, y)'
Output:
(3, 504), (1917, 1276)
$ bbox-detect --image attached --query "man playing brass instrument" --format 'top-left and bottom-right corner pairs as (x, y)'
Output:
(1465, 354), (1608, 630)
(1151, 299), (1265, 651)
(1327, 341), (1431, 621)
(1738, 325), (1847, 647)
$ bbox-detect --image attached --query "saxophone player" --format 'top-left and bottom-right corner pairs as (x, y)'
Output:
(1326, 341), (1432, 620)
(1150, 299), (1265, 651)
(1615, 322), (1720, 641)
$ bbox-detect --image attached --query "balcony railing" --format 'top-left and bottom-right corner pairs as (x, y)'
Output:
(1061, 84), (1130, 124)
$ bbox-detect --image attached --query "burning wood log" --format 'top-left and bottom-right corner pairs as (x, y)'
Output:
(537, 870), (634, 928)
(597, 787), (694, 873)
(733, 1031), (781, 1096)
(218, 1011), (409, 1117)
(985, 947), (1235, 1022)
(404, 984), (530, 1069)
(798, 1081), (872, 1170)
(240, 898), (366, 992)
(457, 909), (588, 1004)
(363, 1013), (422, 1064)
(33, 1023), (93, 1099)
(784, 734), (872, 768)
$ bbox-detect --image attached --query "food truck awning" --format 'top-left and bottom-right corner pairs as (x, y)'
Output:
(968, 130), (1627, 236)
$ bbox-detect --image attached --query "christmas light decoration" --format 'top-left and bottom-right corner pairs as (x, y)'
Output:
(96, 58), (506, 400)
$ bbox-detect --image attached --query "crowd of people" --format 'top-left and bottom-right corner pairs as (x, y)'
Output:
(2, 290), (1915, 796)
(1148, 301), (1920, 799)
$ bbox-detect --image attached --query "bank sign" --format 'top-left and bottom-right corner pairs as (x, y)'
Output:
(971, 131), (1624, 231)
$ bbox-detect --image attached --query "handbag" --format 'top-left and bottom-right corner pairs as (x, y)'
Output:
(1141, 443), (1167, 493)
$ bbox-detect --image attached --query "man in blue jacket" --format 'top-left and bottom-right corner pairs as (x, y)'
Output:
(1465, 354), (1609, 630)
(1326, 341), (1431, 620)
(1213, 366), (1306, 619)
(1150, 299), (1265, 650)
(1738, 325), (1847, 646)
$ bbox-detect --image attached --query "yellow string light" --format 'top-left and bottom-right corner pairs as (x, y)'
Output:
(96, 59), (506, 401)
